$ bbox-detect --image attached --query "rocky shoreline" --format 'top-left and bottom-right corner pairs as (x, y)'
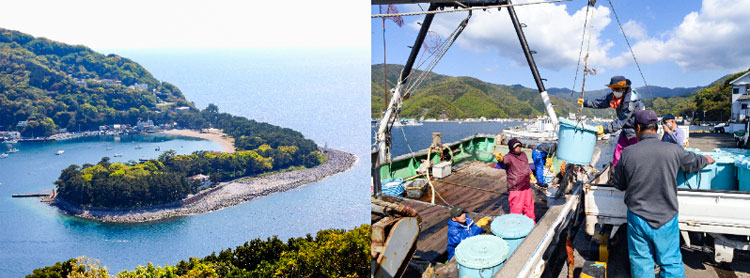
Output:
(46, 149), (357, 223)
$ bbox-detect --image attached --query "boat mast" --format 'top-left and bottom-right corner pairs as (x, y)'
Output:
(373, 3), (438, 198)
(372, 0), (559, 197)
(506, 0), (558, 126)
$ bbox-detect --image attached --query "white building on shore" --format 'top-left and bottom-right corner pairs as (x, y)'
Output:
(730, 71), (750, 122)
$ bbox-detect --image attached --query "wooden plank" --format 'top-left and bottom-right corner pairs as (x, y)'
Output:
(383, 161), (550, 263)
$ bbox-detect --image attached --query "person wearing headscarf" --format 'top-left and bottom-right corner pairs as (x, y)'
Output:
(496, 138), (535, 222)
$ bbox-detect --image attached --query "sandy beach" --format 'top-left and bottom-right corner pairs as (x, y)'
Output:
(46, 149), (357, 223)
(159, 129), (235, 153)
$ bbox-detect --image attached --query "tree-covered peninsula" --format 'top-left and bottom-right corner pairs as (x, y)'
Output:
(0, 28), (336, 210)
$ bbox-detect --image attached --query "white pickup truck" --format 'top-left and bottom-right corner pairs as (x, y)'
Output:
(584, 181), (750, 263)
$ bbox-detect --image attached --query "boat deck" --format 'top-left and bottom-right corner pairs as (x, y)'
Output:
(382, 160), (549, 264)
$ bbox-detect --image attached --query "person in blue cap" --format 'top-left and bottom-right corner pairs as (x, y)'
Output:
(578, 76), (645, 166)
(613, 109), (715, 278)
(446, 206), (485, 261)
(661, 113), (685, 146)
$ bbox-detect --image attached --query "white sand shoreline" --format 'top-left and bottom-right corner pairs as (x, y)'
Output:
(158, 129), (235, 153)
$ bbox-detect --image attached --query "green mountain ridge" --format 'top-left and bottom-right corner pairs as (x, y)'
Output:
(0, 27), (192, 136)
(371, 64), (613, 120)
(373, 64), (747, 122)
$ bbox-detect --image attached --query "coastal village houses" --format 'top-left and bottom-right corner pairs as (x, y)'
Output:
(730, 71), (750, 122)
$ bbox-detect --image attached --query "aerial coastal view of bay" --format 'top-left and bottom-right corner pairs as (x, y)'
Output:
(0, 48), (369, 276)
(0, 1), (369, 275)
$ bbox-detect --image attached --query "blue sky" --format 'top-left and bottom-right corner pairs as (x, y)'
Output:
(372, 0), (750, 89)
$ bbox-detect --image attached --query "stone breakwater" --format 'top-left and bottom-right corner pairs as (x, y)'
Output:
(47, 149), (357, 223)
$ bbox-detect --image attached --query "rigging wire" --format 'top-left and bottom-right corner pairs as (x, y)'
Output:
(570, 3), (592, 97)
(371, 0), (570, 18)
(578, 4), (597, 122)
(606, 0), (654, 100)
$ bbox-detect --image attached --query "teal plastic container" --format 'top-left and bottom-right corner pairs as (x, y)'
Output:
(557, 118), (598, 165)
(711, 156), (737, 191)
(490, 214), (535, 254)
(737, 158), (750, 191)
(455, 235), (509, 278)
(697, 163), (715, 190)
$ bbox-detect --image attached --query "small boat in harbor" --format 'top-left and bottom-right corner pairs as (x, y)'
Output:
(0, 153), (8, 158)
(7, 148), (19, 153)
(138, 158), (149, 162)
(56, 150), (64, 155)
(114, 153), (122, 157)
(155, 146), (161, 151)
(106, 146), (113, 150)
(135, 144), (142, 149)
(2, 139), (18, 144)
(503, 116), (557, 141)
(392, 118), (423, 127)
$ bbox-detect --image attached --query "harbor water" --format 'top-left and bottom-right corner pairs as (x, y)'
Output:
(0, 48), (370, 275)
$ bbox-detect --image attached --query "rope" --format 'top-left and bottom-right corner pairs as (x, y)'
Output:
(404, 12), (471, 97)
(606, 0), (654, 100)
(578, 5), (597, 122)
(570, 4), (592, 96)
(371, 0), (571, 18)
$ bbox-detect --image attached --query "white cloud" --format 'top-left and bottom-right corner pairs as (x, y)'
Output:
(0, 0), (369, 49)
(622, 20), (647, 40)
(418, 2), (623, 71)
(617, 0), (750, 71)
(413, 0), (750, 74)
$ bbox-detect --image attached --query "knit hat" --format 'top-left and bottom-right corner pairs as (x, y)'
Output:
(450, 206), (465, 218)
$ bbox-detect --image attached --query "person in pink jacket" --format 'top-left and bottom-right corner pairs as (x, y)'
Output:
(496, 138), (535, 222)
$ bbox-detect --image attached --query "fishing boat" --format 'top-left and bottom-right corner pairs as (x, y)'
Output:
(392, 118), (423, 127)
(371, 1), (750, 277)
(7, 148), (19, 153)
(56, 150), (64, 155)
(2, 139), (18, 144)
(114, 153), (122, 157)
(503, 116), (557, 141)
(0, 153), (8, 159)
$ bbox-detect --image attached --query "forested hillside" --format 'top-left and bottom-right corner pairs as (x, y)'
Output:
(28, 225), (370, 278)
(371, 64), (612, 119)
(645, 70), (749, 121)
(0, 28), (194, 136)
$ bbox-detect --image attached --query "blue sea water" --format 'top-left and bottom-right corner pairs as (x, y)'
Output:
(0, 48), (370, 275)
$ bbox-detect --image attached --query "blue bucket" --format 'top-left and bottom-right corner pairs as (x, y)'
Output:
(557, 118), (598, 165)
(455, 235), (509, 278)
(490, 214), (535, 254)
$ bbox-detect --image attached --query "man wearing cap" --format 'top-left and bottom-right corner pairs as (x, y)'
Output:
(614, 109), (715, 277)
(661, 113), (685, 147)
(578, 76), (645, 166)
(446, 206), (485, 261)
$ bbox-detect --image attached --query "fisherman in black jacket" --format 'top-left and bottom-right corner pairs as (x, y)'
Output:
(613, 109), (715, 278)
